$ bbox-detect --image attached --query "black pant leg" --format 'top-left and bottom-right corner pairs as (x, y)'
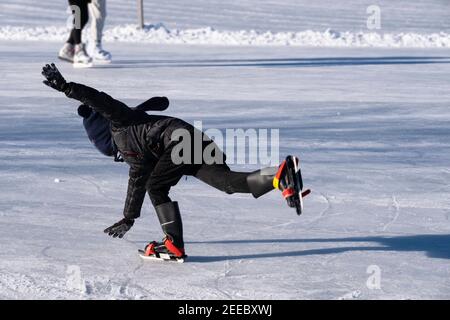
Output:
(67, 0), (89, 45)
(194, 164), (251, 194)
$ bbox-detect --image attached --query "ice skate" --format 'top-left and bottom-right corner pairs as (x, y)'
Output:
(88, 41), (111, 63)
(274, 155), (311, 215)
(73, 44), (93, 68)
(139, 237), (187, 263)
(58, 43), (75, 63)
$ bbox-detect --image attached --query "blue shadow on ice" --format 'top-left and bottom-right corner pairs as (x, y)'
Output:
(101, 56), (450, 69)
(186, 234), (450, 262)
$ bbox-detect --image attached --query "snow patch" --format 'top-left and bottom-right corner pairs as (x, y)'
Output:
(1, 24), (450, 48)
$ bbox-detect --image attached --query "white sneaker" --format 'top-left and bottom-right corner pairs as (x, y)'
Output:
(73, 44), (93, 68)
(89, 42), (112, 63)
(58, 43), (75, 63)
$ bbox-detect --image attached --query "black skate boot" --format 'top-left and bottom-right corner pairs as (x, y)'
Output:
(274, 155), (311, 215)
(140, 237), (186, 263)
(139, 201), (187, 262)
(246, 166), (279, 198)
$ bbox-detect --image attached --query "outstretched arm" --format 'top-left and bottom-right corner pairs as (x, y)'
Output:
(66, 82), (134, 126)
(123, 164), (152, 220)
(103, 164), (151, 238)
(41, 63), (135, 126)
(102, 164), (152, 238)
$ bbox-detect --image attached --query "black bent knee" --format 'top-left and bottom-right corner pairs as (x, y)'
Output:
(194, 164), (251, 194)
(146, 182), (171, 207)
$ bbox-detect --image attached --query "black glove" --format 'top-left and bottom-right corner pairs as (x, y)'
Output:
(42, 63), (68, 92)
(104, 218), (135, 238)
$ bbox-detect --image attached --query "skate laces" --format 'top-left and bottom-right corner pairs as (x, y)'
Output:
(75, 45), (89, 57)
(64, 46), (74, 54)
(94, 43), (110, 56)
(98, 48), (109, 55)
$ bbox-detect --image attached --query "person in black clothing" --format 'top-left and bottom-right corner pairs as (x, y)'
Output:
(58, 0), (92, 65)
(41, 63), (298, 259)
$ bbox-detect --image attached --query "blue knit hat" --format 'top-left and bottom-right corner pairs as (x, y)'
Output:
(78, 105), (114, 157)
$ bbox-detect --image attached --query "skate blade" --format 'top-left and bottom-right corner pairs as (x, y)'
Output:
(292, 156), (304, 215)
(298, 196), (304, 215)
(73, 62), (94, 69)
(293, 189), (311, 215)
(93, 58), (112, 64)
(58, 56), (74, 63)
(138, 250), (185, 263)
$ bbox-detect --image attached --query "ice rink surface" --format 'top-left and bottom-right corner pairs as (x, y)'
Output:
(0, 41), (449, 299)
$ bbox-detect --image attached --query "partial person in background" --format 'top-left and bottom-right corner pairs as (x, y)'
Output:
(58, 0), (93, 67)
(87, 0), (112, 63)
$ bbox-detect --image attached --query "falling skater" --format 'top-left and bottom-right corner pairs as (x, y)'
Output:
(58, 0), (93, 67)
(41, 63), (309, 262)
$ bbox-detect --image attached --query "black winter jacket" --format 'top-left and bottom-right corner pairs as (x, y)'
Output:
(65, 82), (195, 219)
